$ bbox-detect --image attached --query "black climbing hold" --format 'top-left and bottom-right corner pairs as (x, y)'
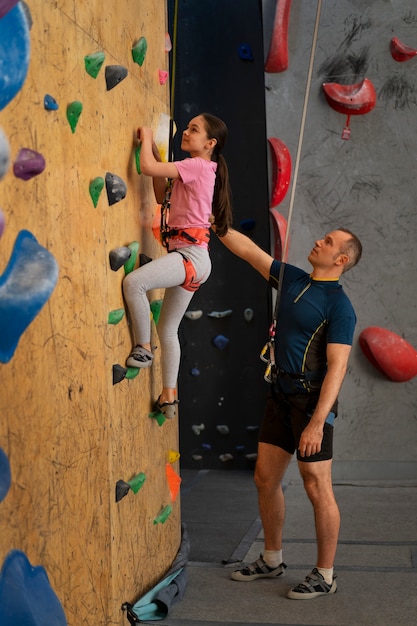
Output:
(105, 172), (127, 206)
(112, 364), (127, 384)
(115, 479), (131, 502)
(139, 253), (152, 266)
(105, 65), (128, 91)
(109, 246), (131, 271)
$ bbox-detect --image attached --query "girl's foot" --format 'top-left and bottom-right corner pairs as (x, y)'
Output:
(153, 396), (179, 419)
(126, 345), (154, 368)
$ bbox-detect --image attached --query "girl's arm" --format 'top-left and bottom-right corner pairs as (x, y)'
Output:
(138, 127), (180, 182)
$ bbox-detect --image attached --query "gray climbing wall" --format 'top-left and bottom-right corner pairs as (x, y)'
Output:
(263, 0), (417, 480)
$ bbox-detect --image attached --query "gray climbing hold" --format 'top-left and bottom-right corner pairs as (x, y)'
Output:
(216, 425), (229, 435)
(219, 453), (234, 462)
(0, 128), (10, 180)
(105, 172), (127, 206)
(208, 309), (233, 318)
(105, 65), (128, 90)
(244, 307), (254, 322)
(185, 310), (203, 320)
(109, 246), (131, 271)
(192, 423), (205, 435)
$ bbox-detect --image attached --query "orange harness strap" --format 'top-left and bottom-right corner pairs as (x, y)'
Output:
(164, 227), (210, 247)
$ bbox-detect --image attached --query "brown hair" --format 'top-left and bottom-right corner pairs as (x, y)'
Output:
(201, 113), (233, 237)
(338, 228), (362, 272)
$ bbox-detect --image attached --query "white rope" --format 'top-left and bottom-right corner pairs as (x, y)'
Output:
(281, 0), (323, 260)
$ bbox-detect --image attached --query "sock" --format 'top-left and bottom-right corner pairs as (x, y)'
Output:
(263, 549), (283, 568)
(317, 566), (333, 585)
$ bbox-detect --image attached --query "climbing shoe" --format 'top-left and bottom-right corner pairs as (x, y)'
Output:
(153, 396), (179, 420)
(287, 568), (337, 599)
(231, 554), (287, 581)
(126, 345), (154, 368)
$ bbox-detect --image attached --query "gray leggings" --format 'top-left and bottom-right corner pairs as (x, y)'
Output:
(123, 245), (211, 388)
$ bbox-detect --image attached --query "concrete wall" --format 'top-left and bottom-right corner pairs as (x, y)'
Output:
(0, 1), (181, 624)
(262, 0), (417, 480)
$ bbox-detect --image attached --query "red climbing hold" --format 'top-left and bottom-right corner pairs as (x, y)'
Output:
(322, 78), (377, 116)
(390, 37), (417, 62)
(359, 326), (417, 383)
(268, 137), (291, 207)
(265, 0), (292, 73)
(269, 209), (289, 262)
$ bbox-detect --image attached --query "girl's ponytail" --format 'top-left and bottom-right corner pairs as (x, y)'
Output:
(201, 113), (233, 237)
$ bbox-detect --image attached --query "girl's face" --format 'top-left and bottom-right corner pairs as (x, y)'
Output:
(181, 115), (216, 158)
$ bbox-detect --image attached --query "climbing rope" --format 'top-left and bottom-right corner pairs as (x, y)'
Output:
(263, 0), (323, 383)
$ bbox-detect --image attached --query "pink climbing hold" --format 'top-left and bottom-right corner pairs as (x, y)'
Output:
(158, 69), (168, 85)
(265, 0), (292, 73)
(13, 148), (46, 181)
(268, 137), (291, 207)
(359, 326), (417, 383)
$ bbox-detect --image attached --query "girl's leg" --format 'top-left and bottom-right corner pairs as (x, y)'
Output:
(122, 252), (187, 351)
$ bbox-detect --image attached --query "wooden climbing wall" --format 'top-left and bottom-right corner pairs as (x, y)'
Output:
(0, 1), (181, 624)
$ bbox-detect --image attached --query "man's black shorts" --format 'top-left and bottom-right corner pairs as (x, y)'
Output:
(258, 390), (335, 462)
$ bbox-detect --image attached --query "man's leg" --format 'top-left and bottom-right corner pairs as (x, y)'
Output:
(255, 442), (292, 552)
(287, 458), (339, 599)
(230, 443), (292, 581)
(298, 458), (340, 568)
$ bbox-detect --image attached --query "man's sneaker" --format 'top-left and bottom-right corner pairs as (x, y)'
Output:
(230, 554), (287, 582)
(287, 568), (337, 599)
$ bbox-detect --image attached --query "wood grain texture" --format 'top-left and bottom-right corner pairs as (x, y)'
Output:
(0, 1), (180, 624)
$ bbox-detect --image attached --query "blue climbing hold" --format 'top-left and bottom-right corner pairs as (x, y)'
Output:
(212, 334), (229, 350)
(0, 550), (67, 626)
(44, 94), (59, 110)
(0, 3), (30, 111)
(0, 230), (59, 363)
(0, 449), (11, 503)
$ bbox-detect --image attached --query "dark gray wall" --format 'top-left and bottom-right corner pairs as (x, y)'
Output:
(263, 0), (417, 479)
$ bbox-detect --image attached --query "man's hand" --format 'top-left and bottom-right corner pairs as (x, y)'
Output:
(298, 420), (324, 458)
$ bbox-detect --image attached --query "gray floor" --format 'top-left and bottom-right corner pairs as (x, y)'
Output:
(151, 467), (417, 626)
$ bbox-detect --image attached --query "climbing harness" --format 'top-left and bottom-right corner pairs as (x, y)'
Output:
(261, 0), (323, 384)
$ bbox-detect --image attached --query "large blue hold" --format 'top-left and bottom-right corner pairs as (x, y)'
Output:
(0, 2), (31, 111)
(0, 448), (11, 503)
(0, 230), (59, 363)
(0, 550), (67, 625)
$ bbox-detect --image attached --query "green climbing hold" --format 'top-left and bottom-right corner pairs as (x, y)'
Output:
(89, 176), (104, 207)
(124, 241), (140, 275)
(153, 504), (172, 525)
(108, 308), (125, 325)
(66, 101), (82, 133)
(135, 144), (141, 174)
(126, 367), (140, 380)
(149, 410), (166, 427)
(84, 51), (105, 78)
(150, 299), (163, 325)
(132, 37), (148, 66)
(128, 472), (146, 494)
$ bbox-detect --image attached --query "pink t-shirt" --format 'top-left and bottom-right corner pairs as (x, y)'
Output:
(169, 157), (217, 233)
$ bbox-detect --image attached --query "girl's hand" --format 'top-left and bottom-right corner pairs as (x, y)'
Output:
(137, 126), (153, 142)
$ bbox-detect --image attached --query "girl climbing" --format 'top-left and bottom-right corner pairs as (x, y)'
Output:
(123, 113), (233, 418)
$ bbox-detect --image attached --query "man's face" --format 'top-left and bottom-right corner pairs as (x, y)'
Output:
(308, 230), (349, 270)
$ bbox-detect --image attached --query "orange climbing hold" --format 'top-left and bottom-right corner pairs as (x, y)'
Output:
(359, 327), (417, 383)
(166, 463), (181, 502)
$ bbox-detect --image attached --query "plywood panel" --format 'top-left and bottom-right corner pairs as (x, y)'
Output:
(0, 1), (180, 624)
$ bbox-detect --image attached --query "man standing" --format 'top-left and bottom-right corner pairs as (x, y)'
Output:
(217, 227), (362, 599)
